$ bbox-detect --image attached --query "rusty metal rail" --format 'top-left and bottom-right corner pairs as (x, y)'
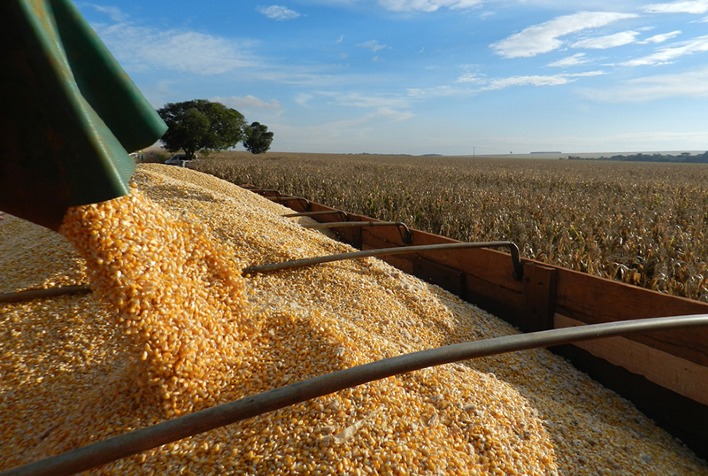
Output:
(243, 241), (523, 280)
(268, 196), (311, 210)
(244, 188), (280, 196)
(301, 221), (413, 244)
(282, 210), (348, 220)
(0, 284), (91, 304)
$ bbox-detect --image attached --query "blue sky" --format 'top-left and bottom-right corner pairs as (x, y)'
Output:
(76, 0), (708, 155)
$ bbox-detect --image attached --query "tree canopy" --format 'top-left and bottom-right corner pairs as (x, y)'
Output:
(243, 122), (274, 154)
(157, 100), (246, 159)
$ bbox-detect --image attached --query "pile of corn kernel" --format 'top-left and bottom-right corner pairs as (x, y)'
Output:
(1, 164), (706, 475)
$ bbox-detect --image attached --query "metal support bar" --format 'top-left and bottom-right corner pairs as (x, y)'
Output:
(268, 196), (311, 211)
(243, 241), (523, 280)
(302, 221), (412, 244)
(244, 188), (280, 196)
(282, 210), (348, 220)
(7, 314), (708, 476)
(0, 284), (91, 304)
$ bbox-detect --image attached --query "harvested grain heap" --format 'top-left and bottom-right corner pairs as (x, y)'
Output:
(1, 164), (706, 475)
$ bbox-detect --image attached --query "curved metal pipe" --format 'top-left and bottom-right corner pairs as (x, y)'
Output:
(0, 285), (91, 304)
(269, 196), (311, 211)
(243, 241), (523, 280)
(5, 314), (707, 476)
(282, 210), (348, 220)
(244, 188), (281, 197)
(301, 221), (413, 244)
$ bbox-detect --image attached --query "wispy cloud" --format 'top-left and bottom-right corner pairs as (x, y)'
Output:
(644, 1), (708, 14)
(639, 30), (682, 43)
(455, 72), (486, 84)
(215, 95), (282, 110)
(326, 91), (410, 110)
(377, 0), (482, 13)
(295, 93), (314, 106)
(357, 40), (389, 52)
(94, 23), (259, 75)
(84, 4), (128, 22)
(491, 11), (638, 58)
(406, 85), (462, 99)
(549, 53), (589, 67)
(621, 34), (708, 65)
(486, 75), (571, 89)
(454, 70), (604, 90)
(257, 5), (302, 20)
(299, 91), (416, 126)
(483, 71), (604, 90)
(572, 31), (639, 49)
(583, 66), (708, 101)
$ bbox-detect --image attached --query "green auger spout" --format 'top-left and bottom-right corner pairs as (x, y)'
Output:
(0, 0), (167, 230)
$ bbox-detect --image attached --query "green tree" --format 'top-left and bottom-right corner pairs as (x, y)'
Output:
(157, 100), (246, 159)
(243, 122), (274, 154)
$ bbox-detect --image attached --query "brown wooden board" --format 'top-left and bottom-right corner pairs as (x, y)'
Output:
(556, 314), (708, 405)
(554, 266), (708, 366)
(360, 226), (529, 325)
(522, 264), (558, 332)
(412, 257), (466, 297)
(364, 227), (523, 291)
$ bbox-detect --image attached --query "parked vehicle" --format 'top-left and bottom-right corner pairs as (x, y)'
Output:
(164, 153), (192, 167)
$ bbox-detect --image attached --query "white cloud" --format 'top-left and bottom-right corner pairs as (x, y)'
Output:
(295, 93), (315, 106)
(491, 11), (638, 58)
(456, 73), (486, 83)
(621, 34), (708, 65)
(378, 0), (482, 12)
(572, 31), (639, 49)
(639, 30), (682, 43)
(549, 53), (589, 67)
(486, 75), (571, 89)
(327, 91), (411, 110)
(458, 71), (605, 90)
(357, 40), (389, 52)
(215, 95), (282, 110)
(644, 1), (708, 14)
(94, 24), (258, 75)
(257, 5), (302, 20)
(374, 106), (415, 121)
(85, 4), (128, 22)
(406, 85), (462, 98)
(583, 67), (708, 100)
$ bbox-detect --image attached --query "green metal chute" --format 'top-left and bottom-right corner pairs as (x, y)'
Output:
(0, 0), (167, 230)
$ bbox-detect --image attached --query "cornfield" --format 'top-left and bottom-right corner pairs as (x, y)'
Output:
(192, 152), (708, 302)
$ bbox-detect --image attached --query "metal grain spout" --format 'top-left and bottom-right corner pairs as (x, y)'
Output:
(0, 0), (167, 230)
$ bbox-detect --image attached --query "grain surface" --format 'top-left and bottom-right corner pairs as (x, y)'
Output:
(1, 164), (706, 475)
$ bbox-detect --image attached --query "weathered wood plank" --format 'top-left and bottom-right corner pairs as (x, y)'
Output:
(554, 267), (708, 366)
(555, 314), (708, 405)
(523, 264), (557, 332)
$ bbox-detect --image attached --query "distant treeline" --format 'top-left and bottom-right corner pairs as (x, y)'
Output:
(568, 151), (708, 163)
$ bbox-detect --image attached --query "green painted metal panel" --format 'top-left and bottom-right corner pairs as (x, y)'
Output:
(0, 0), (167, 230)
